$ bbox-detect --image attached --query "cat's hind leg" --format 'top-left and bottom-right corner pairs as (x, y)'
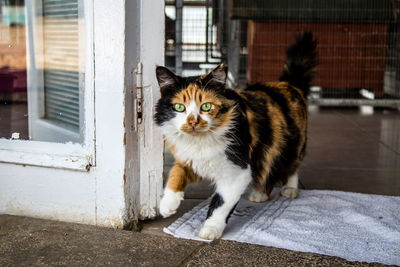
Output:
(159, 162), (198, 218)
(281, 172), (299, 199)
(248, 188), (269, 202)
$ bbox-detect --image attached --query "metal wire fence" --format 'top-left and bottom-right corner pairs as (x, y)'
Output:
(165, 0), (400, 107)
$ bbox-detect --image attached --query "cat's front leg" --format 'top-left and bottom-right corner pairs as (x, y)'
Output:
(159, 162), (198, 218)
(198, 167), (252, 240)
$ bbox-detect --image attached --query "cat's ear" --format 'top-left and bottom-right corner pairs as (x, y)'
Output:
(156, 66), (179, 95)
(202, 63), (227, 91)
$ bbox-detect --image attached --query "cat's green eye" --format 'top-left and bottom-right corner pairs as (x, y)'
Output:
(174, 103), (185, 112)
(201, 102), (212, 112)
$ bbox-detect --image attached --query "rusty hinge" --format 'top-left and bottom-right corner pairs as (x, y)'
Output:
(135, 62), (143, 124)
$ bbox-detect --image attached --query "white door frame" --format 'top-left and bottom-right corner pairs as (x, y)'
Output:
(137, 0), (165, 220)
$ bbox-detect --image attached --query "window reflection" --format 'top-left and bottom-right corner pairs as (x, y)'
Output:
(0, 0), (84, 143)
(0, 0), (28, 140)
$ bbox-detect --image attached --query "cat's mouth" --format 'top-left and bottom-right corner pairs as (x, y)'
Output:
(187, 128), (208, 136)
(180, 123), (209, 136)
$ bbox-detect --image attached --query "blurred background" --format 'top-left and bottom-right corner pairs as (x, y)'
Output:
(161, 0), (400, 197)
(164, 0), (400, 104)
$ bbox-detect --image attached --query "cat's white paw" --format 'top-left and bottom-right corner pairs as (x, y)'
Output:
(248, 190), (269, 203)
(159, 188), (184, 218)
(281, 186), (298, 199)
(198, 225), (223, 240)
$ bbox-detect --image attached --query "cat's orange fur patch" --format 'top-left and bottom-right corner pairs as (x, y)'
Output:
(166, 161), (199, 193)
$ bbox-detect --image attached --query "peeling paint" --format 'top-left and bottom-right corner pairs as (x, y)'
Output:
(85, 164), (91, 171)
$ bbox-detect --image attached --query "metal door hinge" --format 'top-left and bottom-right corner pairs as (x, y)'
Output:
(135, 62), (143, 124)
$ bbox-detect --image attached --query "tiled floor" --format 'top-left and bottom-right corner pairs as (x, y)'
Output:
(142, 106), (400, 234)
(302, 107), (400, 195)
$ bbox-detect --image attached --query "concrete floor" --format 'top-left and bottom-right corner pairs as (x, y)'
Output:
(0, 214), (387, 266)
(142, 106), (400, 235)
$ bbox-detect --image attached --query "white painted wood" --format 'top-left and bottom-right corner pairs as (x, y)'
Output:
(0, 164), (96, 225)
(92, 0), (131, 227)
(81, 0), (95, 166)
(123, 0), (141, 226)
(138, 0), (165, 220)
(0, 139), (92, 171)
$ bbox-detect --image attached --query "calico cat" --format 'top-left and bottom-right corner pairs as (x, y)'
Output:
(154, 32), (317, 240)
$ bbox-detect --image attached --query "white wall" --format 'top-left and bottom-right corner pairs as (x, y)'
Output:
(0, 165), (96, 224)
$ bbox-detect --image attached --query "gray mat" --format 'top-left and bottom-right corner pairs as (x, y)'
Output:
(165, 189), (400, 265)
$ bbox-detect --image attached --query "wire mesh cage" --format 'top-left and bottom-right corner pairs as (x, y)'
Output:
(164, 0), (400, 107)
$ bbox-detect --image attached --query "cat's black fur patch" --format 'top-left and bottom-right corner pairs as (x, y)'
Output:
(226, 202), (238, 223)
(221, 90), (251, 169)
(207, 193), (224, 219)
(238, 90), (274, 181)
(215, 104), (230, 118)
(278, 31), (318, 95)
(154, 96), (177, 125)
(206, 193), (238, 223)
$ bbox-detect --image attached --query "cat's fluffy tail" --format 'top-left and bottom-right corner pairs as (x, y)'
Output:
(279, 31), (318, 96)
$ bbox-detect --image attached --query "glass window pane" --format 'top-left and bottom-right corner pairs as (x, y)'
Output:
(43, 0), (80, 133)
(0, 0), (84, 143)
(0, 0), (28, 140)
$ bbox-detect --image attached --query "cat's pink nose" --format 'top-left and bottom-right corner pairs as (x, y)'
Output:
(187, 114), (199, 128)
(189, 119), (198, 127)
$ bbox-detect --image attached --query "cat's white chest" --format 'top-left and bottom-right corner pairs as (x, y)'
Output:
(189, 154), (225, 181)
(169, 134), (232, 181)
